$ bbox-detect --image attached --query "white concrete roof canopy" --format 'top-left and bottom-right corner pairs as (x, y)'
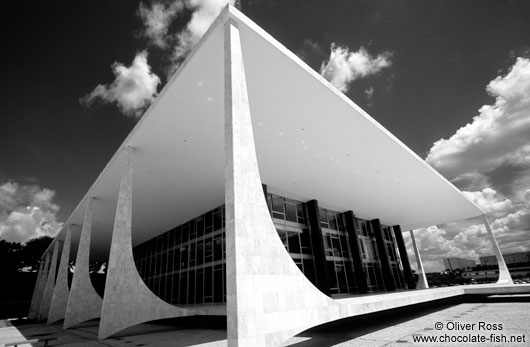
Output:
(47, 5), (484, 261)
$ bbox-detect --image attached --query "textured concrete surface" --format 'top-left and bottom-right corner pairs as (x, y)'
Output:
(3, 294), (529, 347)
(225, 19), (338, 347)
(39, 241), (59, 321)
(64, 197), (103, 329)
(48, 226), (72, 324)
(98, 148), (196, 339)
(410, 230), (429, 289)
(222, 15), (526, 346)
(284, 294), (530, 346)
(27, 256), (47, 320)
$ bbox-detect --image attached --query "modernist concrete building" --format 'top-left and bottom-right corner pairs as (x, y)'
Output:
(480, 252), (530, 266)
(443, 257), (476, 271)
(27, 5), (514, 347)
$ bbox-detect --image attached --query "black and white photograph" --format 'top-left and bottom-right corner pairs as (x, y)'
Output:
(1, 1), (529, 346)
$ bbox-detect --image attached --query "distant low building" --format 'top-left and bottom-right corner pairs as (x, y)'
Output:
(480, 252), (530, 266)
(443, 257), (476, 271)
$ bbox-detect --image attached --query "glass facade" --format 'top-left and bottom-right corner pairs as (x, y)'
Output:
(356, 219), (386, 292)
(133, 206), (226, 304)
(132, 190), (410, 305)
(319, 208), (357, 295)
(267, 194), (317, 286)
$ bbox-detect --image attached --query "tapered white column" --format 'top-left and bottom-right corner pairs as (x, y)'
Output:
(64, 197), (103, 328)
(39, 241), (60, 320)
(28, 256), (46, 319)
(98, 147), (188, 339)
(483, 215), (513, 284)
(48, 226), (72, 324)
(224, 17), (337, 347)
(410, 230), (429, 289)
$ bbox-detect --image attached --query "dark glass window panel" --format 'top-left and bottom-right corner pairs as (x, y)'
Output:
(324, 234), (333, 256)
(327, 261), (338, 293)
(222, 232), (226, 259)
(190, 220), (197, 240)
(340, 235), (350, 258)
(156, 236), (162, 253)
(179, 272), (187, 304)
(319, 208), (327, 224)
(344, 262), (356, 293)
(196, 218), (204, 238)
(300, 229), (311, 254)
(156, 254), (162, 275)
(174, 248), (181, 271)
(214, 211), (223, 231)
(272, 212), (284, 219)
(366, 265), (376, 288)
(214, 236), (223, 261)
(189, 243), (196, 267)
(167, 251), (174, 274)
(175, 226), (183, 245)
(287, 232), (301, 254)
(172, 274), (179, 304)
(205, 240), (213, 263)
(205, 211), (213, 232)
(214, 266), (223, 302)
(163, 233), (169, 251)
(297, 203), (306, 220)
(272, 195), (284, 214)
(302, 259), (316, 285)
(197, 241), (204, 266)
(331, 235), (341, 255)
(285, 201), (297, 222)
(196, 269), (204, 304)
(161, 252), (167, 273)
(205, 267), (213, 299)
(181, 225), (190, 244)
(181, 247), (188, 268)
(188, 270), (196, 304)
(160, 276), (166, 300)
(336, 263), (348, 293)
(328, 212), (338, 230)
(169, 229), (175, 249)
(361, 222), (368, 236)
(222, 264), (226, 302)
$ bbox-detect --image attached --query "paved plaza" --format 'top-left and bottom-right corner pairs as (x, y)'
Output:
(1, 294), (529, 347)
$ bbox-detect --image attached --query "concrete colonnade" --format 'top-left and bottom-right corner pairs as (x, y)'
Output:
(97, 147), (190, 339)
(48, 226), (72, 324)
(38, 241), (60, 321)
(64, 197), (102, 329)
(28, 252), (50, 319)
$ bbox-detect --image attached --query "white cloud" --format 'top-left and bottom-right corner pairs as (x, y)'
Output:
(426, 58), (530, 179)
(420, 58), (530, 270)
(80, 51), (161, 118)
(137, 1), (184, 48)
(462, 188), (513, 216)
(171, 0), (236, 68)
(320, 44), (392, 92)
(0, 181), (62, 243)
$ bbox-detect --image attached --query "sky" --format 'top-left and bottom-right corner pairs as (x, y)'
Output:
(1, 0), (529, 272)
